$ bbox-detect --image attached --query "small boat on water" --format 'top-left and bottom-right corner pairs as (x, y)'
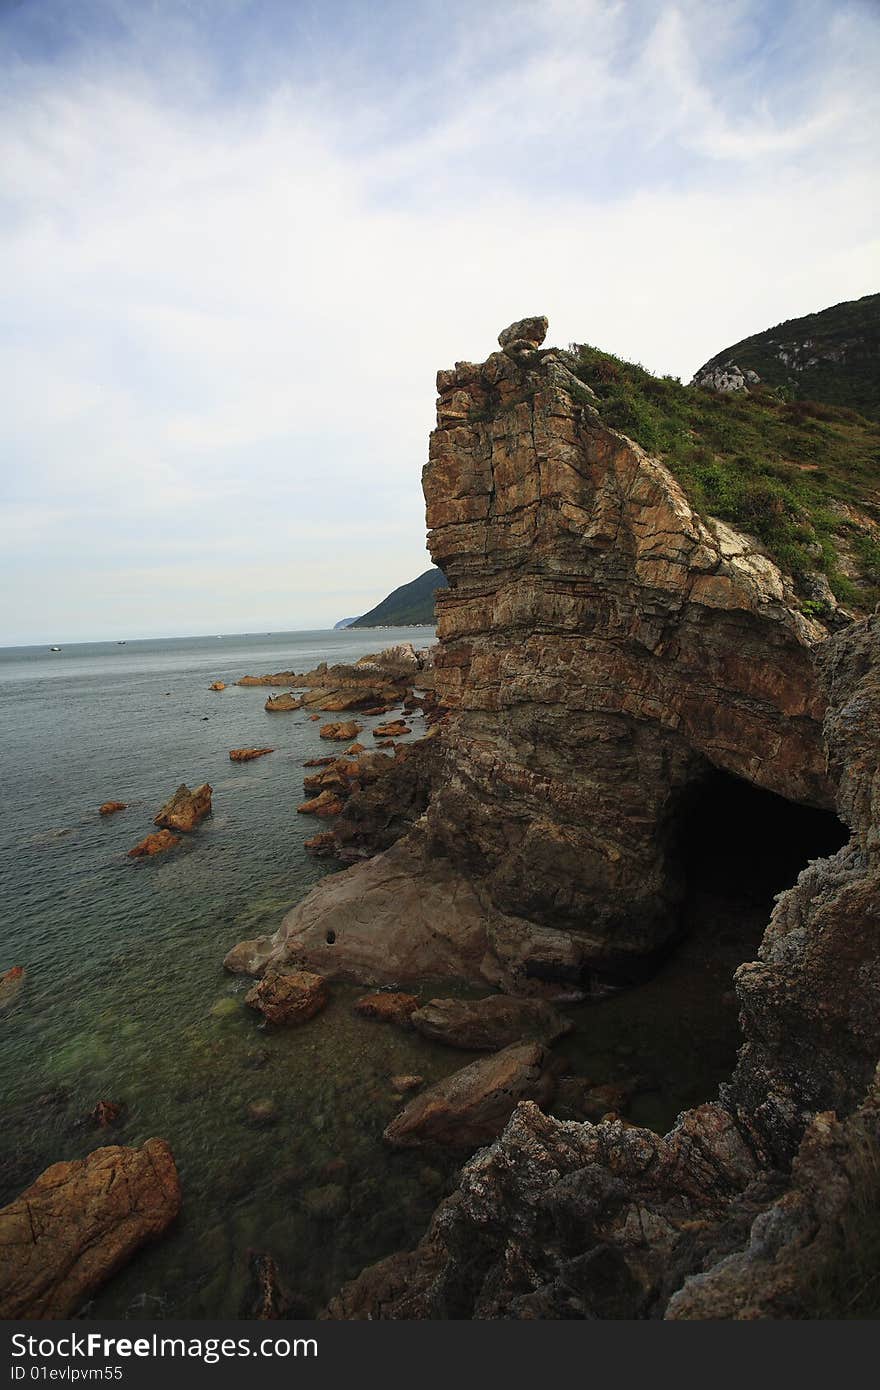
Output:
(49, 646), (61, 652)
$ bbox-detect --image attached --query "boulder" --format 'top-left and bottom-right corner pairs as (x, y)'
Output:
(265, 692), (302, 712)
(153, 783), (212, 833)
(297, 790), (344, 817)
(245, 970), (329, 1025)
(0, 1139), (181, 1319)
(498, 315), (548, 350)
(372, 721), (411, 738)
(127, 829), (180, 859)
(383, 1042), (555, 1150)
(345, 742), (366, 755)
(209, 681), (226, 691)
(410, 995), (572, 1051)
(320, 720), (362, 741)
(98, 801), (127, 816)
(229, 748), (274, 762)
(355, 992), (419, 1026)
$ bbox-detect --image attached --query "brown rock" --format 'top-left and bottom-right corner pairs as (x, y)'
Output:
(90, 1100), (124, 1128)
(498, 315), (549, 349)
(265, 692), (302, 712)
(153, 783), (212, 833)
(554, 1076), (635, 1121)
(0, 966), (25, 1009)
(0, 1139), (181, 1319)
(304, 832), (338, 858)
(410, 995), (572, 1051)
(245, 970), (329, 1025)
(309, 713), (321, 721)
(320, 720), (362, 741)
(345, 742), (366, 755)
(390, 1075), (423, 1093)
(237, 672), (300, 687)
(303, 756), (338, 767)
(383, 1042), (555, 1150)
(127, 829), (180, 858)
(229, 748), (274, 762)
(372, 721), (411, 739)
(98, 801), (127, 816)
(209, 681), (226, 691)
(355, 992), (419, 1026)
(297, 790), (344, 817)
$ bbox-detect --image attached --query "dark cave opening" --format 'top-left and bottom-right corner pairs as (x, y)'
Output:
(673, 766), (849, 917)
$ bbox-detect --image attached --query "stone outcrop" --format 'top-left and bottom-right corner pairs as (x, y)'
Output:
(691, 363), (760, 393)
(228, 317), (834, 994)
(410, 995), (572, 1051)
(323, 613), (880, 1319)
(230, 747), (274, 762)
(383, 1042), (555, 1151)
(245, 969), (329, 1025)
(0, 1139), (181, 1319)
(265, 692), (302, 712)
(128, 829), (180, 859)
(154, 783), (212, 833)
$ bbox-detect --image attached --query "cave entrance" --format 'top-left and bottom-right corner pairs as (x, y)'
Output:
(672, 767), (848, 930)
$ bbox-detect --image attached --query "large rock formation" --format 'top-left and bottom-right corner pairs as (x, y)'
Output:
(0, 1139), (181, 1319)
(323, 613), (880, 1318)
(227, 319), (833, 993)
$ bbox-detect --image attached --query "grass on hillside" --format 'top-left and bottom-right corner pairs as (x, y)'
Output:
(569, 344), (880, 613)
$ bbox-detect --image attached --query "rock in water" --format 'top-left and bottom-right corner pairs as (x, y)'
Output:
(355, 992), (419, 1026)
(229, 748), (274, 762)
(245, 970), (329, 1025)
(153, 783), (212, 833)
(127, 829), (180, 859)
(265, 692), (302, 712)
(0, 966), (25, 1010)
(320, 720), (362, 741)
(383, 1041), (555, 1150)
(0, 1139), (181, 1318)
(410, 995), (572, 1051)
(209, 681), (226, 691)
(98, 801), (127, 816)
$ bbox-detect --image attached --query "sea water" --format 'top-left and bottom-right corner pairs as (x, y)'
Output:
(0, 627), (758, 1317)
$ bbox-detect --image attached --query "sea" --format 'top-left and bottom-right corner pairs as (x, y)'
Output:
(0, 627), (759, 1317)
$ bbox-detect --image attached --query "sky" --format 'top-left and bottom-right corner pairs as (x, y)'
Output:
(1, 0), (878, 644)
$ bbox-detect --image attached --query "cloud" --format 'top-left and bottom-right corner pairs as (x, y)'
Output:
(0, 0), (877, 642)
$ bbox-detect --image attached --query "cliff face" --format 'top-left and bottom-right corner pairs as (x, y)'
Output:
(227, 318), (835, 992)
(325, 613), (880, 1320)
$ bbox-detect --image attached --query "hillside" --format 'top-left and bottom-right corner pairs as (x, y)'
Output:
(692, 293), (880, 420)
(571, 342), (880, 615)
(348, 567), (447, 627)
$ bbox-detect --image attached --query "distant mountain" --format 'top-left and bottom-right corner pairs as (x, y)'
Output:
(692, 293), (880, 419)
(348, 568), (448, 628)
(333, 617), (358, 630)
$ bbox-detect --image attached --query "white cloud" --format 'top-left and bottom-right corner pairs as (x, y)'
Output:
(0, 0), (877, 642)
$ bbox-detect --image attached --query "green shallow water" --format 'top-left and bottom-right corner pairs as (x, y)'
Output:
(0, 627), (770, 1317)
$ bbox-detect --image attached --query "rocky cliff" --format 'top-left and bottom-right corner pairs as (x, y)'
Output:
(227, 316), (840, 992)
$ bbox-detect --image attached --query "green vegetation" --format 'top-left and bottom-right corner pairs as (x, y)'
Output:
(570, 343), (880, 612)
(349, 567), (447, 628)
(699, 293), (880, 421)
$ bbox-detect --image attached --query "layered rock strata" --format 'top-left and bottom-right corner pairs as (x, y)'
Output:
(228, 320), (832, 992)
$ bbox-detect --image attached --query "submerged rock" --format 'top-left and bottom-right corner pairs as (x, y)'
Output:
(90, 1100), (124, 1128)
(355, 992), (419, 1026)
(229, 748), (274, 762)
(0, 1139), (181, 1319)
(241, 1251), (305, 1319)
(410, 995), (572, 1051)
(127, 829), (180, 859)
(153, 783), (212, 833)
(0, 966), (26, 1010)
(98, 801), (127, 816)
(245, 969), (329, 1026)
(383, 1041), (555, 1150)
(209, 681), (226, 691)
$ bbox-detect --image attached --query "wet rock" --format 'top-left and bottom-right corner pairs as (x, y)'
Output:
(302, 1184), (347, 1221)
(355, 992), (419, 1026)
(245, 1098), (279, 1128)
(127, 829), (180, 859)
(264, 692), (302, 712)
(90, 1100), (124, 1128)
(241, 1251), (303, 1319)
(98, 801), (127, 816)
(229, 748), (274, 762)
(0, 1139), (181, 1319)
(554, 1077), (635, 1121)
(209, 681), (226, 691)
(410, 995), (572, 1051)
(417, 1165), (444, 1194)
(303, 756), (338, 768)
(390, 1075), (423, 1093)
(372, 721), (411, 739)
(245, 969), (329, 1026)
(0, 965), (26, 1009)
(153, 783), (212, 833)
(320, 720), (362, 741)
(383, 1042), (555, 1150)
(345, 742), (366, 755)
(304, 832), (338, 857)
